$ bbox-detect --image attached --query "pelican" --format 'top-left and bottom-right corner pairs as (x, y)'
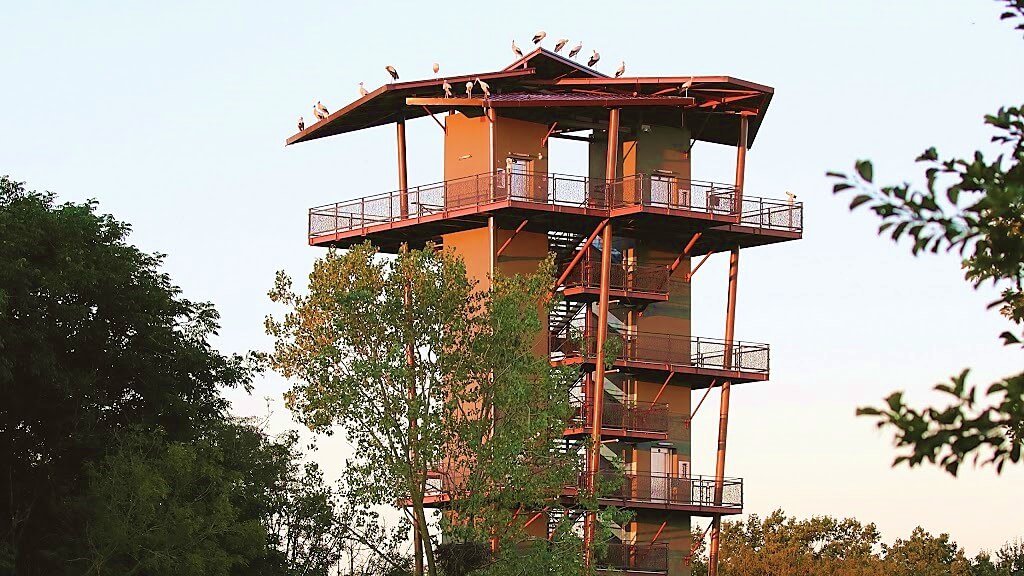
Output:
(297, 116), (304, 131)
(477, 78), (490, 98)
(385, 65), (399, 81)
(587, 50), (600, 67)
(568, 42), (582, 59)
(532, 31), (546, 44)
(512, 39), (524, 58)
(554, 38), (569, 53)
(465, 80), (474, 98)
(432, 62), (440, 74)
(442, 79), (452, 98)
(615, 61), (625, 78)
(358, 82), (368, 97)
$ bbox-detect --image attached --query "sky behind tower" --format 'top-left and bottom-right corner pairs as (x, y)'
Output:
(3, 0), (1022, 554)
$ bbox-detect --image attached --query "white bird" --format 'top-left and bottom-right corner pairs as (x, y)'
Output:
(786, 192), (798, 205)
(554, 38), (569, 53)
(615, 61), (626, 78)
(297, 116), (304, 131)
(358, 82), (368, 97)
(568, 42), (582, 59)
(442, 79), (452, 98)
(532, 31), (546, 44)
(679, 77), (694, 95)
(465, 80), (474, 98)
(314, 101), (329, 120)
(587, 50), (600, 67)
(477, 78), (490, 98)
(432, 62), (440, 74)
(385, 65), (399, 81)
(512, 40), (524, 58)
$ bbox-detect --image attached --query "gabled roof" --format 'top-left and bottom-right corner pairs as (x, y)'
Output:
(502, 47), (608, 79)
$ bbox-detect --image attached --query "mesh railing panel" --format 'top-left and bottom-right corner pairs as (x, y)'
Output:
(563, 262), (672, 295)
(598, 543), (669, 573)
(597, 473), (743, 509)
(551, 332), (769, 374)
(569, 401), (670, 434)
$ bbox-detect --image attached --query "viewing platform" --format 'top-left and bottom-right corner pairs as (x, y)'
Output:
(565, 400), (671, 441)
(598, 543), (669, 574)
(561, 262), (674, 304)
(566, 472), (743, 516)
(308, 171), (802, 253)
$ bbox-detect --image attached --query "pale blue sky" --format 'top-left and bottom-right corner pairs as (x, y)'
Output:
(4, 0), (1023, 554)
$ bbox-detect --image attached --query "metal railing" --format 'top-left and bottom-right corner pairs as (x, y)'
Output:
(562, 261), (672, 296)
(569, 400), (670, 435)
(308, 171), (803, 239)
(550, 331), (770, 374)
(593, 472), (743, 510)
(597, 543), (669, 573)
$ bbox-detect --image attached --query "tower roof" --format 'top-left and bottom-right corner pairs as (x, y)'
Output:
(287, 48), (774, 148)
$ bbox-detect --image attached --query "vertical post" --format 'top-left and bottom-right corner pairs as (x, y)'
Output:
(708, 247), (739, 576)
(585, 107), (621, 566)
(733, 114), (749, 218)
(402, 243), (423, 576)
(398, 116), (410, 219)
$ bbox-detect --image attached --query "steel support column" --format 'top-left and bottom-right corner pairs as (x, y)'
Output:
(398, 117), (410, 219)
(733, 115), (749, 217)
(584, 108), (620, 566)
(708, 247), (739, 576)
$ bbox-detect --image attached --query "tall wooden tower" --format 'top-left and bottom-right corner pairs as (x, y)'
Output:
(289, 48), (802, 576)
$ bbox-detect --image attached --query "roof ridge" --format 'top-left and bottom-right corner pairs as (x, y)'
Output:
(502, 46), (609, 79)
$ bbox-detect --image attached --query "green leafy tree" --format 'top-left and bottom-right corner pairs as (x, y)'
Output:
(827, 1), (1024, 475)
(265, 243), (579, 576)
(883, 527), (972, 576)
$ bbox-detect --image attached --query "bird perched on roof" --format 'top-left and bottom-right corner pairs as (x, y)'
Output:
(465, 80), (474, 98)
(532, 31), (546, 44)
(433, 62), (440, 75)
(679, 77), (693, 96)
(588, 51), (600, 67)
(297, 116), (304, 131)
(512, 39), (524, 58)
(385, 65), (399, 81)
(314, 101), (328, 120)
(554, 38), (569, 53)
(477, 78), (490, 98)
(442, 79), (452, 98)
(358, 82), (368, 97)
(568, 42), (582, 59)
(615, 61), (626, 78)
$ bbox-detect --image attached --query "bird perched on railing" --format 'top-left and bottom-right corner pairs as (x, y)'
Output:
(297, 116), (304, 131)
(679, 77), (694, 96)
(358, 82), (368, 97)
(477, 78), (490, 98)
(786, 192), (797, 205)
(568, 42), (582, 59)
(465, 80), (474, 98)
(588, 51), (600, 67)
(385, 65), (399, 81)
(512, 39), (524, 58)
(615, 61), (626, 78)
(442, 79), (452, 98)
(554, 38), (569, 53)
(532, 30), (546, 44)
(314, 101), (328, 121)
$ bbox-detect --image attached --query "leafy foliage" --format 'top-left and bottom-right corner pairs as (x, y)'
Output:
(266, 243), (580, 576)
(826, 1), (1024, 475)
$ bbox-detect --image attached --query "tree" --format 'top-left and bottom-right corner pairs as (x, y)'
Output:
(827, 1), (1024, 475)
(265, 242), (580, 576)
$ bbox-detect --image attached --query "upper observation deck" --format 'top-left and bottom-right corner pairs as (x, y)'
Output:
(308, 171), (802, 253)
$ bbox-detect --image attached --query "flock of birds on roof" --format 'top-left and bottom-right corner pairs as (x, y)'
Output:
(297, 31), (626, 134)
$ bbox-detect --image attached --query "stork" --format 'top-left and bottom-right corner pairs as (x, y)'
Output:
(512, 39), (524, 58)
(297, 116), (304, 131)
(442, 79), (452, 98)
(786, 192), (798, 206)
(568, 42), (582, 59)
(385, 65), (399, 81)
(358, 82), (368, 97)
(465, 80), (474, 98)
(314, 101), (328, 120)
(587, 50), (600, 67)
(554, 38), (569, 53)
(477, 78), (490, 98)
(532, 31), (546, 44)
(615, 61), (625, 78)
(432, 62), (440, 75)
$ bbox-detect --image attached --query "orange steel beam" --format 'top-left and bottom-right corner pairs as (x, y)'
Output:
(541, 121), (559, 147)
(697, 93), (761, 108)
(668, 232), (702, 274)
(495, 219), (529, 258)
(685, 522), (715, 566)
(407, 96), (695, 108)
(397, 118), (409, 219)
(650, 521), (668, 545)
(523, 508), (548, 529)
(689, 379), (721, 422)
(686, 251), (713, 282)
(649, 371), (676, 407)
(421, 106), (446, 134)
(550, 219), (609, 292)
(734, 115), (749, 214)
(708, 248), (740, 576)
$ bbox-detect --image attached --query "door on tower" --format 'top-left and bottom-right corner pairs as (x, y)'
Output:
(507, 156), (532, 200)
(650, 447), (672, 502)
